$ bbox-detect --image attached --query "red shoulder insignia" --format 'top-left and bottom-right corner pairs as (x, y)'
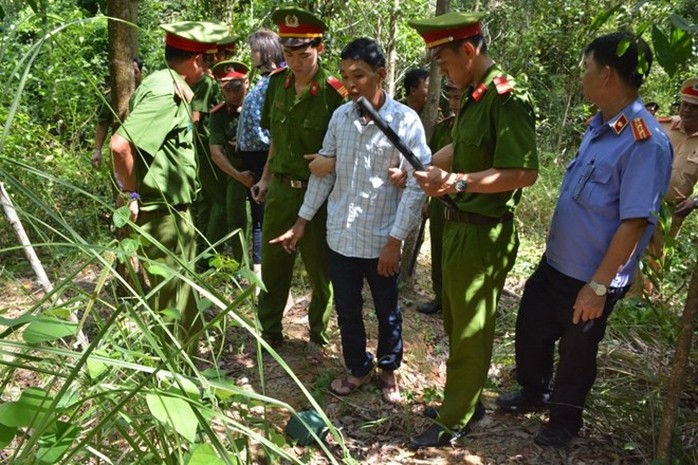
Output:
(657, 116), (672, 123)
(269, 66), (287, 77)
(327, 76), (348, 98)
(631, 117), (652, 141)
(310, 81), (319, 96)
(611, 113), (628, 135)
(471, 82), (487, 102)
(210, 101), (226, 114)
(493, 75), (513, 95)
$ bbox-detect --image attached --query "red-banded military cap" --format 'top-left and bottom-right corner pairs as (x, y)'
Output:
(271, 5), (327, 47)
(218, 35), (240, 53)
(212, 60), (250, 83)
(680, 77), (698, 105)
(408, 12), (486, 50)
(160, 21), (230, 54)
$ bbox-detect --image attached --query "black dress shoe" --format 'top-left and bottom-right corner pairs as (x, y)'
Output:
(417, 299), (442, 315)
(534, 425), (574, 448)
(424, 400), (486, 423)
(409, 423), (461, 449)
(496, 390), (550, 412)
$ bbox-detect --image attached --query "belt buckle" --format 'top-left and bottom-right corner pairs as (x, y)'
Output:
(290, 179), (303, 189)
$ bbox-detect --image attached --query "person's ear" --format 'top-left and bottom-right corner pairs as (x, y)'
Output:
(377, 67), (387, 80)
(316, 42), (325, 54)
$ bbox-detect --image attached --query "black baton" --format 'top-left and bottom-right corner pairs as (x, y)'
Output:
(356, 96), (458, 212)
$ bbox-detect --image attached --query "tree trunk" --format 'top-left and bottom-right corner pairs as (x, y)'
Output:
(107, 0), (139, 128)
(656, 258), (698, 461)
(399, 0), (450, 285)
(385, 0), (400, 96)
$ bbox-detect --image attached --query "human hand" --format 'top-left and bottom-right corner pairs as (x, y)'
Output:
(674, 197), (698, 218)
(251, 179), (267, 203)
(304, 153), (335, 177)
(572, 284), (606, 324)
(269, 219), (307, 254)
(388, 167), (407, 189)
(377, 238), (401, 277)
(414, 166), (455, 196)
(236, 170), (256, 189)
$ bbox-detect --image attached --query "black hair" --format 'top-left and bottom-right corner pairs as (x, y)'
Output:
(340, 37), (386, 71)
(437, 34), (488, 58)
(584, 32), (652, 89)
(645, 101), (659, 111)
(165, 45), (199, 63)
(133, 55), (144, 71)
(403, 68), (429, 96)
(247, 29), (284, 69)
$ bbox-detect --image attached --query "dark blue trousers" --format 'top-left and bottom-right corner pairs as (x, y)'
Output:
(515, 257), (628, 434)
(328, 249), (403, 377)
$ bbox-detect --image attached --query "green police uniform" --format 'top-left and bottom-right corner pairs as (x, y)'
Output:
(258, 64), (346, 344)
(426, 115), (455, 304)
(410, 12), (538, 433)
(114, 21), (228, 353)
(208, 100), (248, 261)
(192, 74), (228, 256)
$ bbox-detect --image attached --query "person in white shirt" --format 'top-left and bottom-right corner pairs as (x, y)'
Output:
(272, 37), (429, 404)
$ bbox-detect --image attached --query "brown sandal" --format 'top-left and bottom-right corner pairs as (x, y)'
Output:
(329, 372), (372, 396)
(378, 371), (401, 404)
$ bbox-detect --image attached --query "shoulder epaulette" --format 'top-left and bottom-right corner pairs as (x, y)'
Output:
(210, 101), (226, 114)
(327, 76), (348, 98)
(269, 66), (287, 78)
(493, 75), (514, 95)
(657, 116), (672, 123)
(631, 117), (652, 141)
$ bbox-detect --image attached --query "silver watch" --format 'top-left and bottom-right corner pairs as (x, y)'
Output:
(588, 280), (608, 296)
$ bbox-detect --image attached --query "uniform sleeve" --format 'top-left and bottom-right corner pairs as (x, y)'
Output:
(208, 111), (226, 146)
(492, 93), (538, 170)
(260, 76), (276, 131)
(116, 87), (177, 157)
(391, 114), (429, 240)
(619, 139), (673, 223)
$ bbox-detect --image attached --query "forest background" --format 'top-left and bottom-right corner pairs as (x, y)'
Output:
(0, 0), (697, 464)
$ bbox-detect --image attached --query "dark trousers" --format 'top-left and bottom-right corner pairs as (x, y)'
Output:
(241, 150), (268, 264)
(515, 257), (628, 433)
(328, 249), (403, 377)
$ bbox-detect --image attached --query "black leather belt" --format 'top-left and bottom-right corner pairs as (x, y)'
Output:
(274, 173), (308, 189)
(444, 209), (513, 225)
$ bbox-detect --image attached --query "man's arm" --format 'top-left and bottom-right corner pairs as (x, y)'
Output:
(572, 218), (648, 323)
(92, 122), (109, 168)
(414, 165), (538, 196)
(109, 133), (139, 221)
(251, 141), (275, 203)
(210, 144), (255, 188)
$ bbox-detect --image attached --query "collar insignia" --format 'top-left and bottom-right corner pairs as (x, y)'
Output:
(611, 113), (628, 135)
(471, 82), (487, 102)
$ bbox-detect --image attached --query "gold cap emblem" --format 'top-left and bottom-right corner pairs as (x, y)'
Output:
(285, 14), (299, 28)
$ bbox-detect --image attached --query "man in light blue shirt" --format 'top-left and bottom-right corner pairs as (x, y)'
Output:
(272, 37), (429, 404)
(497, 32), (672, 448)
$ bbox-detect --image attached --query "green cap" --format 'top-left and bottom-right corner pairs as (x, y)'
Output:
(218, 34), (240, 51)
(161, 21), (230, 54)
(408, 12), (486, 49)
(212, 60), (249, 85)
(272, 5), (327, 47)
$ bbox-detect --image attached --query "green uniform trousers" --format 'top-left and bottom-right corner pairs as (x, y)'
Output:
(257, 176), (332, 344)
(439, 219), (518, 428)
(226, 174), (249, 263)
(196, 147), (228, 255)
(137, 208), (199, 352)
(428, 199), (445, 303)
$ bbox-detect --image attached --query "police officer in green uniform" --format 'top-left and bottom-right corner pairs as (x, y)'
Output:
(408, 12), (539, 447)
(251, 6), (347, 347)
(418, 82), (462, 315)
(208, 60), (251, 262)
(191, 46), (227, 262)
(110, 21), (228, 354)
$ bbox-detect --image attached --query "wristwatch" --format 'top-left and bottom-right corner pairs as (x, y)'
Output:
(454, 174), (468, 194)
(588, 279), (608, 296)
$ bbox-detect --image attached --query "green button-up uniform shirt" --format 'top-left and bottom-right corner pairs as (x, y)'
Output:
(208, 103), (241, 163)
(452, 65), (538, 217)
(261, 66), (346, 180)
(116, 69), (197, 211)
